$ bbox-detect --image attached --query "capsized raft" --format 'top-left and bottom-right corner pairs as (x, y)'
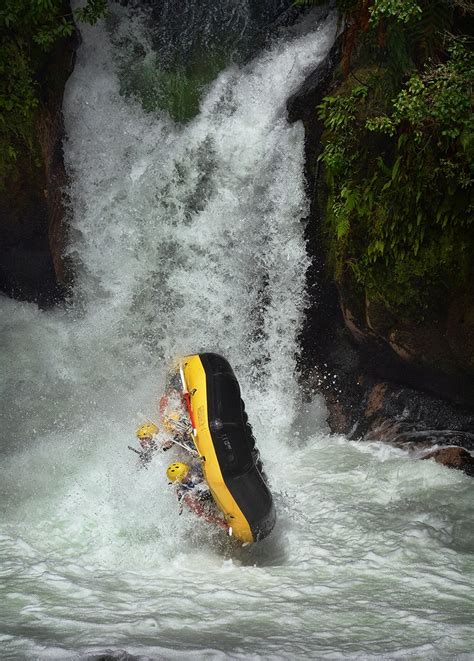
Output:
(180, 352), (276, 543)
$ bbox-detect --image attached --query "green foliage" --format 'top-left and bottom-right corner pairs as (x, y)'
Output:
(318, 15), (473, 313)
(75, 0), (107, 25)
(369, 0), (422, 24)
(0, 0), (106, 184)
(390, 41), (472, 142)
(0, 39), (38, 166)
(293, 0), (423, 19)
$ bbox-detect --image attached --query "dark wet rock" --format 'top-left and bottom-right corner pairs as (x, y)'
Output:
(329, 271), (474, 408)
(335, 272), (474, 408)
(317, 362), (474, 475)
(306, 348), (474, 477)
(324, 391), (351, 435)
(358, 380), (474, 444)
(0, 27), (78, 306)
(298, 268), (474, 474)
(446, 291), (474, 373)
(421, 447), (474, 477)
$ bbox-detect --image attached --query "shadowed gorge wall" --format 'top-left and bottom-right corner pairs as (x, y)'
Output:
(289, 1), (474, 416)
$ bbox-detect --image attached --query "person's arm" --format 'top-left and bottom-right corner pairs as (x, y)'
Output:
(138, 449), (153, 468)
(181, 493), (228, 531)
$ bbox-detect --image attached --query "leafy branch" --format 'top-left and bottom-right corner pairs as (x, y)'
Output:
(317, 14), (473, 311)
(0, 0), (107, 181)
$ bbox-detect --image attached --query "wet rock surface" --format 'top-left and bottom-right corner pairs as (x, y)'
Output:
(421, 447), (474, 477)
(336, 275), (474, 408)
(298, 280), (474, 476)
(303, 329), (474, 476)
(0, 29), (78, 306)
(303, 326), (474, 476)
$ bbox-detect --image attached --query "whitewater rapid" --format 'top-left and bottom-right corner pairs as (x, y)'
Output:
(0, 4), (473, 659)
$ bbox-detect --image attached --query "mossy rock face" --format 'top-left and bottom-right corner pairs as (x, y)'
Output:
(0, 31), (77, 305)
(292, 2), (474, 419)
(302, 40), (473, 402)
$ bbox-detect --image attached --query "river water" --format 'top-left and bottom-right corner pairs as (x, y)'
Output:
(1, 3), (473, 659)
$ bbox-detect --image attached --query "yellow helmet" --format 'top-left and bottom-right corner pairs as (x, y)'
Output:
(166, 462), (190, 482)
(136, 423), (158, 440)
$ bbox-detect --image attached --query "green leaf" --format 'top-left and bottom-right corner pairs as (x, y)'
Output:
(391, 156), (402, 181)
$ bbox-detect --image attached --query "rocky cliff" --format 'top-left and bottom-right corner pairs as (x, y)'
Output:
(0, 10), (79, 306)
(288, 12), (474, 476)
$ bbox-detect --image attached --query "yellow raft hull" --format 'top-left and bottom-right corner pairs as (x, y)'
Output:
(181, 353), (275, 544)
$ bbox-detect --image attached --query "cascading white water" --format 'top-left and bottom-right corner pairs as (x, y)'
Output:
(1, 5), (473, 659)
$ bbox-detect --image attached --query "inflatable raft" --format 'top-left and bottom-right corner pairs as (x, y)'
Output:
(179, 353), (276, 544)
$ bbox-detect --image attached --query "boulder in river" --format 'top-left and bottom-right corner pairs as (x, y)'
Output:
(421, 447), (474, 478)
